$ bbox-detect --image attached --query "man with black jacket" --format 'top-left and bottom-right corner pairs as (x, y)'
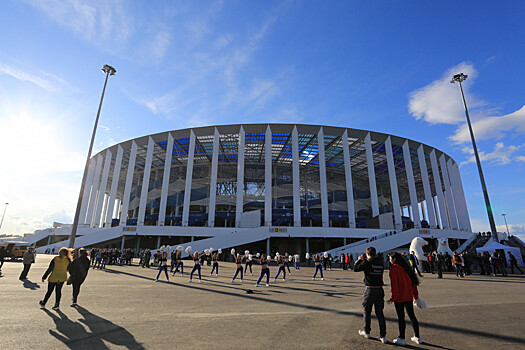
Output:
(354, 247), (387, 343)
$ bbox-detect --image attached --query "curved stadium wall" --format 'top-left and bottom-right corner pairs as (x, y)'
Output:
(78, 124), (471, 236)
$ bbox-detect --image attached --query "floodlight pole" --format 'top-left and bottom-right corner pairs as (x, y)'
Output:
(451, 73), (498, 242)
(0, 203), (9, 232)
(502, 214), (510, 236)
(69, 65), (116, 248)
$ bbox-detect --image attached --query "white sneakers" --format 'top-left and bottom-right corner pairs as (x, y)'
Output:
(358, 330), (370, 339)
(410, 336), (422, 344)
(393, 338), (406, 345)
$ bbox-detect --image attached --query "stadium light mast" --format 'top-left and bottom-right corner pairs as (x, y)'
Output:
(0, 203), (9, 232)
(451, 73), (498, 242)
(502, 213), (510, 236)
(69, 65), (116, 248)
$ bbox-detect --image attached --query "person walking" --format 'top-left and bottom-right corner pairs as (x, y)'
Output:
(293, 253), (300, 270)
(39, 247), (71, 310)
(0, 245), (7, 274)
(387, 252), (422, 345)
(354, 247), (387, 344)
(68, 248), (90, 307)
(409, 251), (423, 277)
(19, 247), (35, 280)
(508, 252), (524, 274)
(453, 251), (464, 278)
(434, 252), (443, 279)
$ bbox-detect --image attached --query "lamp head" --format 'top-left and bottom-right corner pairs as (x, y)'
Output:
(101, 64), (116, 76)
(450, 73), (467, 84)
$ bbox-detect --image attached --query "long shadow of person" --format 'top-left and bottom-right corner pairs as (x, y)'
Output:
(42, 308), (108, 349)
(75, 306), (145, 349)
(22, 279), (40, 290)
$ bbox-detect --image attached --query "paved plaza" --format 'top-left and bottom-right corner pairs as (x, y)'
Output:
(1, 254), (524, 349)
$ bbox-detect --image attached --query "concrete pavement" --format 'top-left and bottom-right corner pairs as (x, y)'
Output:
(1, 255), (524, 349)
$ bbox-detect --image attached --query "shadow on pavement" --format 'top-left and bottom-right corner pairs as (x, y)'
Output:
(42, 306), (144, 349)
(22, 279), (40, 290)
(103, 267), (525, 347)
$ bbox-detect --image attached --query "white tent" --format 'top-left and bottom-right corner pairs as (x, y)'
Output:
(476, 242), (524, 267)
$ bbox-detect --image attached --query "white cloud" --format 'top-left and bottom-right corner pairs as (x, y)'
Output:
(408, 62), (481, 125)
(517, 156), (525, 162)
(409, 62), (525, 146)
(43, 210), (72, 225)
(24, 0), (133, 52)
(451, 105), (525, 143)
(0, 61), (66, 92)
(460, 142), (521, 166)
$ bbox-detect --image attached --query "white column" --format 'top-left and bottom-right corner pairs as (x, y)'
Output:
(265, 125), (272, 226)
(137, 137), (154, 226)
(93, 150), (112, 228)
(440, 155), (459, 230)
(448, 160), (472, 231)
(342, 130), (356, 228)
(417, 145), (437, 228)
(385, 137), (403, 231)
(403, 141), (421, 228)
(208, 129), (220, 227)
(292, 126), (301, 227)
(158, 133), (174, 226)
(430, 150), (449, 229)
(105, 145), (123, 226)
(182, 130), (196, 227)
(318, 128), (329, 228)
(365, 132), (379, 217)
(79, 159), (96, 225)
(86, 155), (104, 227)
(119, 141), (138, 226)
(235, 126), (245, 227)
(101, 194), (109, 227)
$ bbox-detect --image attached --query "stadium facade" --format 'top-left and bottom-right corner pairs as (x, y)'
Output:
(31, 124), (474, 256)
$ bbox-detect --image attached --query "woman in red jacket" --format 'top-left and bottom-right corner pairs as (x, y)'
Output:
(388, 252), (421, 345)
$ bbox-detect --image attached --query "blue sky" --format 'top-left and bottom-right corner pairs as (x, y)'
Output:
(0, 1), (524, 239)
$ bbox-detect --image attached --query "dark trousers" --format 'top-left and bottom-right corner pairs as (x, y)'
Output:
(232, 266), (243, 281)
(362, 287), (386, 337)
(244, 261), (252, 274)
(156, 265), (169, 280)
(394, 301), (419, 339)
(173, 261), (183, 274)
(510, 262), (524, 274)
(437, 263), (443, 278)
(190, 264), (201, 280)
(275, 266), (286, 279)
(43, 282), (64, 306)
(313, 265), (324, 279)
(210, 262), (219, 275)
(19, 264), (31, 279)
(72, 282), (83, 303)
(256, 267), (270, 285)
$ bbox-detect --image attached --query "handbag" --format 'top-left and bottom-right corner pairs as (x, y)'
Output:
(414, 298), (427, 309)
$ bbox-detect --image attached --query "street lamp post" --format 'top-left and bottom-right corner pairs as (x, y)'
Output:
(68, 65), (116, 248)
(0, 203), (9, 232)
(451, 73), (498, 242)
(502, 213), (510, 236)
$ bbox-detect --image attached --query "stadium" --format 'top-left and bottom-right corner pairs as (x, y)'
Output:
(30, 124), (475, 257)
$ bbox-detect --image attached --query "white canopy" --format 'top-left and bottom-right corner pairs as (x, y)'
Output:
(476, 242), (524, 267)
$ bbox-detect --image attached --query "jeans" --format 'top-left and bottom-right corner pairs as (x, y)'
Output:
(275, 266), (286, 280)
(244, 261), (252, 274)
(257, 268), (270, 285)
(362, 287), (386, 337)
(190, 264), (201, 280)
(283, 261), (291, 273)
(394, 301), (419, 339)
(210, 262), (219, 275)
(455, 265), (464, 277)
(173, 261), (184, 274)
(19, 264), (31, 279)
(232, 266), (243, 281)
(72, 282), (83, 303)
(156, 265), (169, 280)
(43, 282), (64, 306)
(313, 264), (323, 279)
